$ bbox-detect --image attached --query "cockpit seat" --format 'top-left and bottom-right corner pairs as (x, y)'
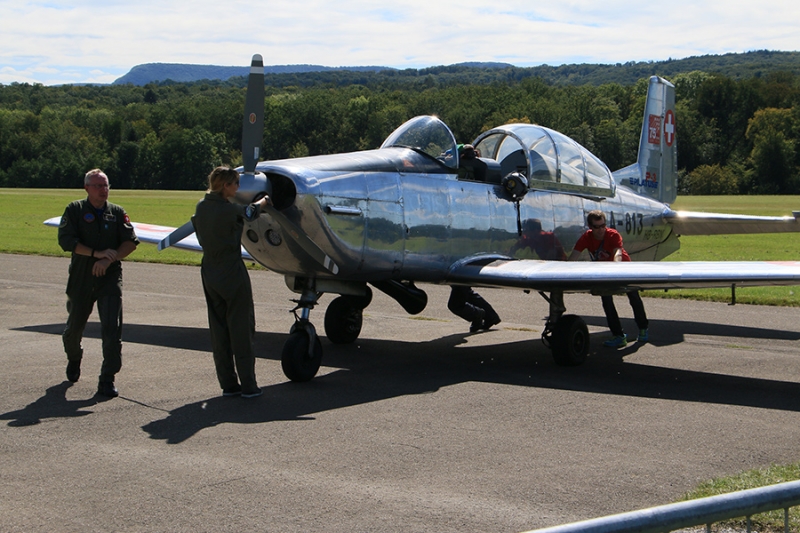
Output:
(500, 149), (528, 178)
(458, 156), (488, 182)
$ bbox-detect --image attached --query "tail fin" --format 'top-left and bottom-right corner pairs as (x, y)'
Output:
(613, 76), (677, 204)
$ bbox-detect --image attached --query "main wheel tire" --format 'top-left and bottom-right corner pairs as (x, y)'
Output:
(324, 296), (363, 344)
(550, 314), (589, 367)
(281, 330), (323, 382)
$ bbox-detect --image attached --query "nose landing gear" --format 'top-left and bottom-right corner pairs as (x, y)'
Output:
(281, 288), (323, 382)
(280, 281), (373, 382)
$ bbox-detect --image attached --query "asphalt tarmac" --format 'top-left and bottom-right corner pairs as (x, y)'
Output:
(1, 252), (799, 533)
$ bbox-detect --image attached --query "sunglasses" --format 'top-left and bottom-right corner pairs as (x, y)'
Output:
(591, 223), (606, 229)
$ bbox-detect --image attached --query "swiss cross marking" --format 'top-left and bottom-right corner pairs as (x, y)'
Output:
(664, 109), (675, 146)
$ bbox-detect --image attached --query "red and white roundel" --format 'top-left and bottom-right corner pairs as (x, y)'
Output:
(664, 109), (676, 147)
(249, 113), (257, 125)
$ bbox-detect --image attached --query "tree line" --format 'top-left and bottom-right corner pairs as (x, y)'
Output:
(1, 68), (799, 194)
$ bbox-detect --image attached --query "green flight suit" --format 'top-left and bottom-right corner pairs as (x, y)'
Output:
(58, 199), (139, 382)
(192, 192), (262, 393)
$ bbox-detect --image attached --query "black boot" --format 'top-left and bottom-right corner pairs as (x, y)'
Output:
(66, 360), (81, 383)
(97, 381), (118, 398)
(469, 309), (486, 332)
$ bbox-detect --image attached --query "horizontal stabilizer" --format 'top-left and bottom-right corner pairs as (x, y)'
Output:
(664, 210), (800, 235)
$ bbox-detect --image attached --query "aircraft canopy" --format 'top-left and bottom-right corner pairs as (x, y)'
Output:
(381, 115), (459, 170)
(380, 116), (615, 197)
(474, 124), (615, 197)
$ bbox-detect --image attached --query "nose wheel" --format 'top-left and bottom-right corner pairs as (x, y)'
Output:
(281, 318), (323, 382)
(281, 287), (323, 382)
(280, 283), (373, 382)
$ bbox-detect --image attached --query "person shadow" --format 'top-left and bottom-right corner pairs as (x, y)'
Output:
(141, 330), (480, 444)
(1, 382), (99, 427)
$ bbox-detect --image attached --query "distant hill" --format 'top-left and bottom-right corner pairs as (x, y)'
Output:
(112, 51), (800, 87)
(113, 63), (396, 85)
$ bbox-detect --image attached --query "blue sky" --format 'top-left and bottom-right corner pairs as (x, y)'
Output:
(2, 0), (799, 85)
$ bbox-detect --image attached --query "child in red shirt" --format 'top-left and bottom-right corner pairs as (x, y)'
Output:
(568, 210), (648, 347)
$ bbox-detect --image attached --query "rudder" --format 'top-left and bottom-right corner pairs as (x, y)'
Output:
(613, 76), (677, 204)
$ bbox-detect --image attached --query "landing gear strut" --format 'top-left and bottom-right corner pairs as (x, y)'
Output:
(280, 280), (373, 382)
(281, 286), (323, 382)
(540, 290), (589, 366)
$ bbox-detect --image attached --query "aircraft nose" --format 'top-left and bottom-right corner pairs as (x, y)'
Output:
(234, 171), (271, 205)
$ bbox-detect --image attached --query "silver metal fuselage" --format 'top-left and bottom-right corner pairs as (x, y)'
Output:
(242, 148), (678, 287)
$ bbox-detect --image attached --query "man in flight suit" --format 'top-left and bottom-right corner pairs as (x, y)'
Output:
(58, 169), (139, 397)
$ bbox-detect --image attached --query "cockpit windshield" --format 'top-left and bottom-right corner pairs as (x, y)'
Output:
(381, 116), (458, 170)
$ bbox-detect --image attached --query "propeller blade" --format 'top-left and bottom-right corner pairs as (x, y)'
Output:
(158, 220), (195, 251)
(241, 54), (265, 175)
(263, 205), (339, 275)
(241, 54), (337, 275)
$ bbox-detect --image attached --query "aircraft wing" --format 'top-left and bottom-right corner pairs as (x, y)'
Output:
(664, 209), (800, 235)
(43, 217), (253, 260)
(448, 258), (800, 293)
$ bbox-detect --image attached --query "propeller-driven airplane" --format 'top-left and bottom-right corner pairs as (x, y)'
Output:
(47, 55), (800, 382)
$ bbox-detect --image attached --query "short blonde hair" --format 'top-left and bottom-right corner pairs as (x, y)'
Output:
(207, 166), (239, 193)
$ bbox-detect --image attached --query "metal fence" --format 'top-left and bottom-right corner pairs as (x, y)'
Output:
(522, 480), (800, 533)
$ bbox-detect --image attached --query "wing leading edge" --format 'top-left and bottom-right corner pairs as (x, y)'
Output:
(43, 217), (253, 260)
(448, 258), (800, 294)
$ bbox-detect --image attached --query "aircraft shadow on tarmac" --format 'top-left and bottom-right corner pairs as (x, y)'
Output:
(10, 318), (800, 441)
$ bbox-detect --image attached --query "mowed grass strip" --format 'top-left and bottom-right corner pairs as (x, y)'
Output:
(0, 188), (203, 265)
(1, 189), (798, 304)
(647, 195), (800, 306)
(679, 463), (800, 532)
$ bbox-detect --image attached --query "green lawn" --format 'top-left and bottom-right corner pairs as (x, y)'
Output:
(644, 196), (800, 306)
(679, 463), (800, 532)
(2, 189), (798, 303)
(0, 188), (203, 266)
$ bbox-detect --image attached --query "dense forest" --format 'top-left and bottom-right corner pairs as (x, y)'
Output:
(2, 53), (800, 194)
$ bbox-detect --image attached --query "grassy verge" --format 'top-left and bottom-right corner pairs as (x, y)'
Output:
(640, 195), (800, 306)
(679, 463), (800, 532)
(0, 188), (204, 266)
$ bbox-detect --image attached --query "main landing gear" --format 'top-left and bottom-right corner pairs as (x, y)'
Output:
(539, 290), (589, 366)
(280, 283), (373, 382)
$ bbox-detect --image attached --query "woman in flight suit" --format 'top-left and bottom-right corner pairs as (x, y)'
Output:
(192, 166), (269, 398)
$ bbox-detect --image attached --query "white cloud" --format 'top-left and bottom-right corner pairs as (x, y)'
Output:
(1, 0), (799, 85)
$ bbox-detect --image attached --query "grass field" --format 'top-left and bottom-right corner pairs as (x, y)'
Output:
(1, 189), (798, 304)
